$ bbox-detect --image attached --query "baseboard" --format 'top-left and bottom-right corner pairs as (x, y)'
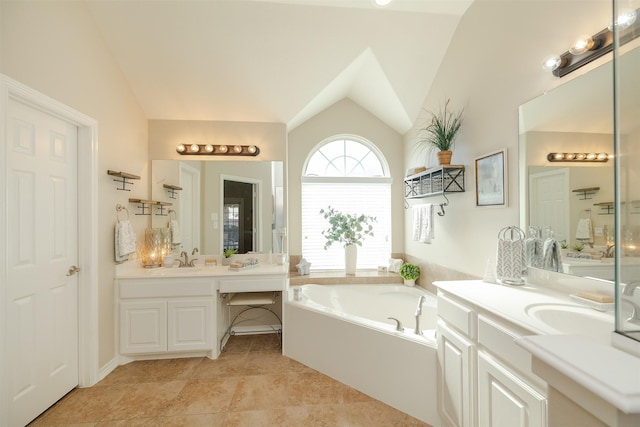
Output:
(96, 357), (118, 384)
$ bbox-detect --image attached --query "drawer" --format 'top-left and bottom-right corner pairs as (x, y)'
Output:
(119, 277), (215, 298)
(219, 277), (286, 293)
(437, 291), (476, 339)
(477, 314), (543, 388)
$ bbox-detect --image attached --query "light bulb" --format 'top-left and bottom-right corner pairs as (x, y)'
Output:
(554, 153), (564, 160)
(609, 9), (637, 30)
(375, 0), (392, 6)
(204, 144), (214, 153)
(542, 55), (562, 71)
(565, 153), (575, 160)
(190, 144), (199, 153)
(586, 153), (597, 160)
(218, 145), (228, 153)
(233, 145), (243, 153)
(576, 153), (586, 160)
(247, 145), (257, 154)
(597, 153), (607, 160)
(569, 36), (595, 55)
(176, 144), (186, 153)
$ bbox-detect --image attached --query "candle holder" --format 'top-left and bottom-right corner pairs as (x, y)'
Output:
(138, 228), (171, 268)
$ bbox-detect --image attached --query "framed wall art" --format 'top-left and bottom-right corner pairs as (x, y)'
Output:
(475, 149), (507, 207)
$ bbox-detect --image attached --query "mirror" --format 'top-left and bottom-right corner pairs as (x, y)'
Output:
(151, 160), (285, 256)
(519, 46), (640, 282)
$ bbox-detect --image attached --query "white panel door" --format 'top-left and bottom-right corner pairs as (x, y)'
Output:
(6, 98), (79, 426)
(529, 169), (570, 242)
(167, 299), (213, 352)
(477, 352), (547, 427)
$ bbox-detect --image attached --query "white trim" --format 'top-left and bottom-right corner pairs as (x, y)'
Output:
(0, 75), (99, 426)
(96, 357), (118, 384)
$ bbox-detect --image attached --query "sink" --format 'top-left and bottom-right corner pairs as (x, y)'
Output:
(525, 303), (614, 341)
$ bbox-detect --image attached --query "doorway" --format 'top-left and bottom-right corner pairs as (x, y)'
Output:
(223, 179), (257, 254)
(1, 75), (99, 426)
(529, 168), (570, 242)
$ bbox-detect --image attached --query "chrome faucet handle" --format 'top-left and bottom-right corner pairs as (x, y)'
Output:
(192, 248), (199, 255)
(387, 317), (404, 332)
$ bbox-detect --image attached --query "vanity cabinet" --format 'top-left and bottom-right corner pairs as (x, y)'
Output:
(437, 289), (547, 427)
(117, 277), (216, 358)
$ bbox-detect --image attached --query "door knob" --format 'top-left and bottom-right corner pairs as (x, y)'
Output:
(66, 265), (80, 276)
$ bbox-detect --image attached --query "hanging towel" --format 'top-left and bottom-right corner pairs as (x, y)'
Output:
(575, 218), (593, 242)
(524, 227), (543, 268)
(542, 238), (562, 272)
(169, 219), (181, 244)
(115, 220), (137, 262)
(412, 204), (434, 243)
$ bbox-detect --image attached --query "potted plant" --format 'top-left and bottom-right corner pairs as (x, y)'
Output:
(399, 262), (420, 286)
(222, 248), (237, 265)
(320, 206), (376, 275)
(417, 99), (464, 165)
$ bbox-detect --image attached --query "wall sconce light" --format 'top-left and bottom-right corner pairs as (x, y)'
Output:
(176, 144), (260, 156)
(542, 8), (639, 77)
(547, 152), (610, 162)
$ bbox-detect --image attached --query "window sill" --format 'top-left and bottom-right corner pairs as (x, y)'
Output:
(289, 269), (402, 286)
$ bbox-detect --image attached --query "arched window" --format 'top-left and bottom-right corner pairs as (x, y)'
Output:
(302, 136), (391, 270)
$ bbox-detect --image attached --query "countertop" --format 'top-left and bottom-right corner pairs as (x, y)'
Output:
(115, 260), (289, 279)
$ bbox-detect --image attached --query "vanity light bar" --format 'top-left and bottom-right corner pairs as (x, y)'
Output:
(547, 152), (610, 162)
(176, 144), (260, 156)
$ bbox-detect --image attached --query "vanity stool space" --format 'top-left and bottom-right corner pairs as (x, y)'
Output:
(115, 263), (288, 363)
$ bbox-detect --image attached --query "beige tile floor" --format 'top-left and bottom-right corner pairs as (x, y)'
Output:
(30, 334), (430, 426)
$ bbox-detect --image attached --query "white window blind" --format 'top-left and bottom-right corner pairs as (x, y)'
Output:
(302, 181), (391, 270)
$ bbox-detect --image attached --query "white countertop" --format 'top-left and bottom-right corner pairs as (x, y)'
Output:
(115, 260), (289, 279)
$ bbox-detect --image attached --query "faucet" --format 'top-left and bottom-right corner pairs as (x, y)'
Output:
(603, 244), (615, 258)
(622, 281), (640, 322)
(388, 317), (404, 332)
(178, 251), (197, 267)
(414, 295), (426, 335)
(192, 247), (199, 256)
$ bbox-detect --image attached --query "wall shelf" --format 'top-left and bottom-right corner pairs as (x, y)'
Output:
(404, 165), (465, 199)
(129, 198), (172, 216)
(572, 187), (600, 200)
(163, 184), (183, 199)
(108, 170), (140, 191)
(594, 201), (614, 215)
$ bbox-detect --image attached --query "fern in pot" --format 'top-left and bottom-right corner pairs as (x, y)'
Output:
(320, 206), (376, 275)
(417, 99), (463, 166)
(399, 262), (420, 286)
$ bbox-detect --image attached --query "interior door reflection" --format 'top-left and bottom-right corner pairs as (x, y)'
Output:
(224, 179), (256, 253)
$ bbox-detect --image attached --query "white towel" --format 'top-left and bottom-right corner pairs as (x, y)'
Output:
(169, 219), (181, 244)
(115, 220), (137, 262)
(575, 218), (593, 242)
(412, 205), (423, 241)
(419, 204), (434, 243)
(542, 238), (562, 272)
(496, 239), (525, 284)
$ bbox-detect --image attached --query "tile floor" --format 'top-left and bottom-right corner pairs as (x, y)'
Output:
(30, 334), (430, 426)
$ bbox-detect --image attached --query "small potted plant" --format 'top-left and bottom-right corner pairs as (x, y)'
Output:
(222, 248), (238, 265)
(320, 206), (376, 275)
(399, 262), (420, 286)
(416, 99), (464, 165)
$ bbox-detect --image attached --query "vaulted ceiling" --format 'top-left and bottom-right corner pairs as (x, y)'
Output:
(86, 0), (473, 133)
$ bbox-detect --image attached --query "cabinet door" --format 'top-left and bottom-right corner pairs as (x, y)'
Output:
(438, 320), (476, 427)
(168, 299), (213, 352)
(120, 300), (167, 354)
(477, 352), (547, 427)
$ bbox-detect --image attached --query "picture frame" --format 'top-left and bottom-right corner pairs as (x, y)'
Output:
(475, 149), (507, 207)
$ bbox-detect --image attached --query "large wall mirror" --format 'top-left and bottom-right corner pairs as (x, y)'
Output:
(151, 160), (285, 256)
(519, 44), (640, 283)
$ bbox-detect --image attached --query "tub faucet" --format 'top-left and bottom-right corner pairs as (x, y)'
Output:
(388, 317), (404, 332)
(414, 295), (426, 335)
(622, 282), (640, 322)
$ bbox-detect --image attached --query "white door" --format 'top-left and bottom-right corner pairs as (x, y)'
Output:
(6, 98), (79, 426)
(529, 169), (570, 242)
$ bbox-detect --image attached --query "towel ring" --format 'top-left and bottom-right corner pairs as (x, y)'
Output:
(116, 204), (130, 222)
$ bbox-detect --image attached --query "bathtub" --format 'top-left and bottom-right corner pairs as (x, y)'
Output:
(283, 284), (440, 426)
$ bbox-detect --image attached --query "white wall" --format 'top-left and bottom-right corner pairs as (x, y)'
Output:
(1, 1), (149, 368)
(403, 0), (612, 277)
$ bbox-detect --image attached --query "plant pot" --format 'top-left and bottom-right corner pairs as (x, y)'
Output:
(403, 279), (415, 287)
(437, 150), (452, 165)
(345, 244), (357, 275)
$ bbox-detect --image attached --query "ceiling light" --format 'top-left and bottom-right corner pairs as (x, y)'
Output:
(175, 144), (260, 156)
(547, 152), (609, 162)
(375, 0), (392, 6)
(609, 8), (638, 30)
(542, 55), (563, 71)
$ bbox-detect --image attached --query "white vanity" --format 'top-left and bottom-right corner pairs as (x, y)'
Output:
(114, 260), (288, 363)
(435, 271), (640, 427)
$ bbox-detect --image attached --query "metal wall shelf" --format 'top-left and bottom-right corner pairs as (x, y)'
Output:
(404, 165), (465, 199)
(129, 198), (172, 216)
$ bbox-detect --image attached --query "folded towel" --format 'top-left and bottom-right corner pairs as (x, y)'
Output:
(115, 220), (137, 262)
(575, 218), (593, 242)
(542, 238), (562, 272)
(169, 219), (181, 244)
(496, 239), (525, 283)
(525, 236), (543, 268)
